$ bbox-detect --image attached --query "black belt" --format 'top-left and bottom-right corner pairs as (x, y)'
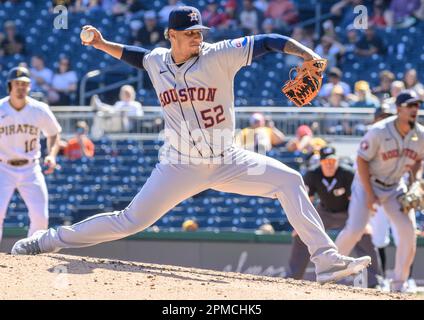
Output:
(0, 159), (34, 167)
(374, 179), (396, 188)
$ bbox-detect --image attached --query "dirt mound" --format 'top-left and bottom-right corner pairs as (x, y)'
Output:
(0, 253), (419, 300)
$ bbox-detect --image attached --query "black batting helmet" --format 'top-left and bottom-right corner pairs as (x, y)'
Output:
(7, 66), (31, 92)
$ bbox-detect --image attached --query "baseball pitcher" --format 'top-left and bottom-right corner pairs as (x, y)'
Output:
(12, 6), (370, 284)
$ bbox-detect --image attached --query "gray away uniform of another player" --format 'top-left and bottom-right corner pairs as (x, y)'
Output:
(36, 37), (342, 274)
(336, 115), (424, 282)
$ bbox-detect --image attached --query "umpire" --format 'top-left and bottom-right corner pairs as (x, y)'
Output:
(287, 146), (382, 288)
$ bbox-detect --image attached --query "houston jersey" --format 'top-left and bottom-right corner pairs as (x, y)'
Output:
(357, 115), (424, 185)
(143, 36), (254, 158)
(0, 97), (62, 161)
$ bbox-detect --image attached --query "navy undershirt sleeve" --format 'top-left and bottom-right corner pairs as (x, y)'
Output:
(120, 45), (151, 70)
(252, 34), (289, 59)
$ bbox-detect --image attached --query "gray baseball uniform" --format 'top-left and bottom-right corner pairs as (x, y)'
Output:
(336, 116), (424, 282)
(33, 36), (345, 274)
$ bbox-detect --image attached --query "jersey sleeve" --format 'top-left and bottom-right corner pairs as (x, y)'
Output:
(357, 128), (380, 161)
(218, 36), (254, 75)
(40, 105), (62, 137)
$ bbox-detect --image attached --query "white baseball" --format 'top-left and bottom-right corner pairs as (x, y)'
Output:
(80, 29), (94, 43)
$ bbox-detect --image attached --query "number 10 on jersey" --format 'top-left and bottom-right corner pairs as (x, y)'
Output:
(25, 138), (37, 153)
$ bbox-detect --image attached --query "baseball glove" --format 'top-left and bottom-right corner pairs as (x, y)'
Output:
(282, 59), (327, 107)
(397, 180), (424, 214)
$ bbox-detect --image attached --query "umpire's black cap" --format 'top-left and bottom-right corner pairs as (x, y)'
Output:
(7, 66), (31, 83)
(168, 6), (210, 31)
(320, 146), (337, 160)
(395, 91), (422, 107)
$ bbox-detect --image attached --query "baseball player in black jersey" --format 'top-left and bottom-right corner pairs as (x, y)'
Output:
(287, 146), (382, 288)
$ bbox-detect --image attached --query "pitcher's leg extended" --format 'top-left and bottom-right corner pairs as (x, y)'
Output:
(212, 149), (370, 282)
(12, 163), (210, 254)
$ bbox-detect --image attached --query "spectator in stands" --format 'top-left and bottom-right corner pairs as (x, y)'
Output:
(71, 0), (102, 13)
(285, 27), (314, 67)
(238, 0), (263, 35)
(403, 68), (424, 100)
(30, 55), (53, 95)
(349, 80), (380, 108)
(369, 0), (389, 28)
(324, 85), (350, 108)
(182, 219), (199, 232)
(220, 0), (240, 32)
(355, 25), (386, 57)
(256, 223), (275, 235)
(133, 11), (166, 49)
(91, 85), (143, 133)
(63, 121), (95, 161)
(99, 0), (116, 12)
(201, 0), (228, 29)
(386, 0), (420, 28)
(415, 0), (424, 21)
(381, 80), (405, 112)
(286, 124), (327, 156)
(47, 56), (78, 106)
(331, 0), (369, 30)
(319, 67), (351, 99)
(314, 35), (345, 70)
(0, 20), (25, 56)
(159, 0), (185, 25)
(261, 18), (276, 34)
(372, 70), (395, 101)
(265, 0), (298, 28)
(111, 0), (145, 17)
(322, 19), (337, 39)
(254, 0), (269, 13)
(343, 27), (359, 55)
(53, 0), (73, 6)
(236, 113), (285, 153)
(323, 86), (352, 135)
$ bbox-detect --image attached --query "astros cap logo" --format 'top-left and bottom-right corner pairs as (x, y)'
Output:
(188, 11), (198, 22)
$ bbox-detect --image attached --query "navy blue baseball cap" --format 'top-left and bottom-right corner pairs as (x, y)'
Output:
(7, 66), (31, 83)
(395, 91), (422, 107)
(168, 6), (210, 31)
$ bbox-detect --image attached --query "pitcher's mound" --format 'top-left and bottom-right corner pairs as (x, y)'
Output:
(0, 253), (419, 300)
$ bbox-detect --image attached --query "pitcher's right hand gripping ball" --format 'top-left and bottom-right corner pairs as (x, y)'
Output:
(282, 59), (327, 107)
(80, 25), (104, 48)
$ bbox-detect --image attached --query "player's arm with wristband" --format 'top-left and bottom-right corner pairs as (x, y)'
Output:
(252, 33), (321, 61)
(80, 25), (149, 69)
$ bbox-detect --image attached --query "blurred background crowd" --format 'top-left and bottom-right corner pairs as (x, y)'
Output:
(0, 0), (423, 109)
